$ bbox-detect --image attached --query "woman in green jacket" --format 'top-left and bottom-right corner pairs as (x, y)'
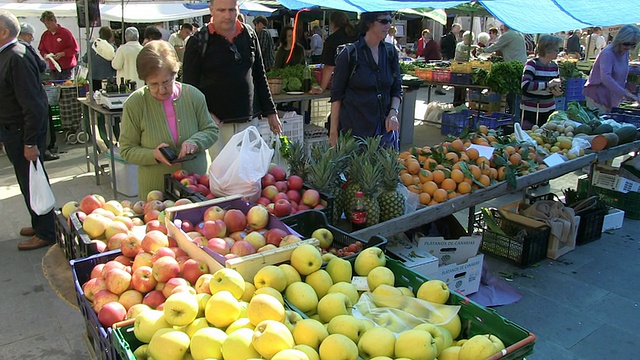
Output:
(120, 41), (218, 198)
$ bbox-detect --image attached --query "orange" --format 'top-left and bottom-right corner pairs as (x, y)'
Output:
(450, 169), (465, 184)
(497, 166), (507, 181)
(435, 164), (447, 171)
(458, 181), (472, 194)
(400, 173), (413, 186)
(479, 174), (491, 187)
(451, 139), (465, 152)
(432, 170), (446, 184)
(476, 156), (491, 168)
(421, 181), (439, 196)
(463, 176), (474, 184)
(419, 169), (433, 183)
(452, 162), (462, 171)
(399, 151), (412, 160)
(447, 191), (458, 200)
(445, 152), (459, 163)
(466, 148), (479, 161)
(428, 200), (438, 206)
(459, 153), (470, 162)
(419, 192), (431, 205)
(468, 164), (482, 180)
(504, 145), (516, 156)
(412, 175), (421, 185)
(407, 184), (422, 194)
(538, 164), (548, 170)
(423, 158), (438, 171)
(441, 178), (457, 191)
(406, 159), (421, 175)
(433, 188), (448, 203)
(478, 125), (488, 134)
(488, 167), (498, 180)
(463, 140), (472, 148)
(509, 153), (522, 166)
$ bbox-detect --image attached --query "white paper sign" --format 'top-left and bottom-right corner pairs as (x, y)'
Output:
(467, 144), (495, 160)
(543, 153), (567, 167)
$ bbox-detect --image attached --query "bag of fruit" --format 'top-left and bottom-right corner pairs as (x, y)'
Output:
(208, 127), (273, 201)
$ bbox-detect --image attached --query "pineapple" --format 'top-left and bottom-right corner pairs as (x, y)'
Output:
(350, 153), (383, 227)
(331, 132), (359, 222)
(377, 148), (405, 222)
(287, 141), (308, 179)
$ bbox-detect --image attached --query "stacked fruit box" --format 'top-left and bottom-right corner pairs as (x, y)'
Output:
(54, 208), (74, 260)
(163, 174), (207, 202)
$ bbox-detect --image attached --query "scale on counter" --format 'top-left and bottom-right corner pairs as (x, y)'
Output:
(98, 91), (130, 110)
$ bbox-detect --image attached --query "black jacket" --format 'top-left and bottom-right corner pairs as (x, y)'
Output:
(440, 32), (457, 60)
(0, 41), (48, 145)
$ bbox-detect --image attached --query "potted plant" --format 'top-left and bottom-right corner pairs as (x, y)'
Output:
(266, 69), (283, 95)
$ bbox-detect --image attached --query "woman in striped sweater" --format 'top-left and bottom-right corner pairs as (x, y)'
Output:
(520, 35), (564, 129)
(120, 41), (219, 198)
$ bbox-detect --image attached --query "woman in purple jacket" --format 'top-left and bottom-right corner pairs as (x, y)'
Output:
(583, 25), (640, 113)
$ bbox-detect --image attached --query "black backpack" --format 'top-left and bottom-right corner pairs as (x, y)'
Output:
(193, 24), (258, 58)
(337, 40), (398, 80)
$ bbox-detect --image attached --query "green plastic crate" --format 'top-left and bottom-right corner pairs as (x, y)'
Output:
(112, 325), (141, 360)
(387, 258), (536, 359)
(577, 177), (640, 219)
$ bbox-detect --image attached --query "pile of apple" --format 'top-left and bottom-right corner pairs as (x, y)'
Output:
(171, 169), (216, 199)
(61, 191), (196, 253)
(258, 165), (325, 217)
(118, 244), (506, 360)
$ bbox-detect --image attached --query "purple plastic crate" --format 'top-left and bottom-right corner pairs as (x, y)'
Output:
(603, 112), (640, 128)
(564, 78), (586, 102)
(477, 112), (513, 129)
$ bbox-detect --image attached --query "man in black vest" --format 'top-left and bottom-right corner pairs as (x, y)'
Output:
(0, 10), (55, 250)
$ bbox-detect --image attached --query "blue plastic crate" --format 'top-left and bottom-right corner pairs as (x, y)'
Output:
(478, 112), (513, 129)
(555, 97), (567, 111)
(449, 72), (472, 85)
(564, 78), (586, 102)
(602, 112), (640, 128)
(441, 110), (474, 136)
(469, 89), (501, 102)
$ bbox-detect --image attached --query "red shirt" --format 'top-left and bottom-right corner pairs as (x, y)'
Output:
(38, 24), (79, 71)
(417, 37), (425, 55)
(421, 39), (441, 61)
(207, 19), (244, 40)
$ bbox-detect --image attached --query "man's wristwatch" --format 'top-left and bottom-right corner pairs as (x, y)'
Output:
(390, 107), (399, 114)
(26, 145), (35, 148)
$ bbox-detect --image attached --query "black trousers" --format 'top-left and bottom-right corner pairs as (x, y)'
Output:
(0, 122), (55, 243)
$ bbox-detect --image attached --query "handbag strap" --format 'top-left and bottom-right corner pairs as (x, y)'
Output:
(362, 45), (388, 121)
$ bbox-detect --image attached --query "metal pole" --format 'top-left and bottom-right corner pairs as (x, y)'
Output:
(121, 0), (125, 45)
(85, 0), (93, 102)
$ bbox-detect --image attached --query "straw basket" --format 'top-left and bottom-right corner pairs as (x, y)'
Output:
(268, 78), (283, 95)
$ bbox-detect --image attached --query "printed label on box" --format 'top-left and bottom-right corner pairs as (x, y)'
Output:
(426, 254), (484, 295)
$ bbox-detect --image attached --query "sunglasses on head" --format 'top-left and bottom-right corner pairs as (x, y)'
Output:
(229, 43), (242, 63)
(623, 42), (637, 47)
(375, 18), (393, 25)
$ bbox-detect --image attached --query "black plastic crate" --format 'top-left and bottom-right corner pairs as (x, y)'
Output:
(475, 210), (551, 267)
(575, 206), (607, 245)
(281, 210), (387, 261)
(163, 174), (207, 202)
(54, 209), (74, 260)
(69, 212), (102, 259)
(296, 184), (335, 225)
(70, 250), (122, 360)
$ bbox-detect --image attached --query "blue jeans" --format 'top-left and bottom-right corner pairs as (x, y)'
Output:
(0, 122), (55, 242)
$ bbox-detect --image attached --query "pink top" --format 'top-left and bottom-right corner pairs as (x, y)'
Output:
(163, 82), (182, 145)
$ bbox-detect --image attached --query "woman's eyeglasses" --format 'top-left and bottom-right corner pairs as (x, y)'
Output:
(229, 43), (242, 63)
(147, 78), (175, 91)
(622, 42), (637, 47)
(375, 18), (393, 25)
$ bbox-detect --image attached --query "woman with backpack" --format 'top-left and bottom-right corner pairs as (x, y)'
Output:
(329, 12), (402, 149)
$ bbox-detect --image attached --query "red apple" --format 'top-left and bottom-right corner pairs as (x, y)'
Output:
(262, 185), (279, 201)
(144, 200), (165, 214)
(108, 232), (129, 251)
(269, 165), (287, 181)
(142, 290), (166, 309)
(192, 235), (208, 248)
(101, 260), (126, 278)
(194, 274), (213, 294)
(171, 247), (187, 259)
(298, 204), (310, 211)
(142, 230), (169, 253)
(181, 220), (194, 233)
(275, 181), (288, 193)
(172, 169), (189, 181)
(114, 255), (132, 267)
(223, 209), (247, 233)
(187, 184), (199, 193)
(203, 205), (225, 221)
(92, 289), (119, 313)
(286, 190), (301, 204)
(196, 184), (210, 196)
(198, 174), (210, 187)
(143, 210), (160, 224)
(180, 176), (196, 186)
(314, 204), (325, 210)
(181, 259), (209, 285)
(273, 199), (292, 217)
(146, 190), (164, 202)
(302, 189), (320, 207)
(118, 289), (143, 310)
(79, 194), (104, 215)
(267, 203), (275, 214)
(90, 264), (106, 279)
(82, 277), (107, 302)
(132, 252), (153, 272)
(162, 277), (191, 298)
(131, 266), (157, 293)
(287, 175), (304, 191)
(132, 201), (145, 215)
(261, 173), (276, 188)
(98, 301), (127, 327)
(256, 197), (271, 207)
(120, 234), (142, 258)
(104, 268), (132, 295)
(230, 240), (256, 256)
(201, 219), (227, 239)
(152, 256), (180, 283)
(280, 234), (302, 246)
(273, 192), (290, 203)
(205, 193), (216, 199)
(151, 247), (176, 262)
(290, 201), (298, 210)
(207, 237), (230, 255)
(265, 228), (288, 247)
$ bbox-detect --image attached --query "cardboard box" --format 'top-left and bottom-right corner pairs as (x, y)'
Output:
(547, 215), (579, 260)
(592, 164), (640, 193)
(602, 208), (625, 232)
(428, 254), (484, 295)
(498, 201), (548, 229)
(386, 233), (439, 277)
(419, 235), (482, 266)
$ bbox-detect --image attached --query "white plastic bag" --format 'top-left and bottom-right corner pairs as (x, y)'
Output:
(514, 122), (537, 148)
(29, 159), (55, 215)
(208, 127), (274, 201)
(92, 38), (115, 61)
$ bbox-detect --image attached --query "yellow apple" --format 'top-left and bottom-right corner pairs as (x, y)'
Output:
(327, 282), (359, 305)
(163, 292), (199, 326)
(285, 282), (319, 316)
(226, 317), (255, 334)
(354, 247), (386, 276)
(366, 266), (395, 292)
(279, 263), (302, 286)
(321, 253), (338, 262)
(416, 279), (450, 304)
(369, 357), (393, 360)
(394, 329), (437, 360)
(414, 323), (453, 356)
(326, 257), (352, 283)
(133, 309), (171, 343)
(360, 318), (375, 332)
(254, 265), (288, 292)
(327, 315), (367, 343)
(459, 334), (499, 360)
(294, 344), (320, 360)
(273, 349), (310, 360)
(439, 345), (461, 360)
(254, 286), (285, 305)
(372, 284), (404, 298)
(210, 268), (246, 300)
(252, 319), (295, 359)
(292, 318), (328, 350)
(148, 328), (191, 360)
(305, 269), (333, 299)
(184, 317), (210, 338)
(133, 344), (149, 359)
(194, 293), (210, 318)
(247, 293), (286, 326)
(317, 292), (352, 323)
(241, 281), (257, 302)
(311, 228), (334, 249)
(190, 327), (227, 360)
(484, 334), (505, 351)
(397, 286), (415, 297)
(319, 333), (358, 360)
(205, 290), (242, 328)
(221, 328), (261, 360)
(457, 339), (468, 346)
(290, 244), (323, 275)
(357, 327), (396, 359)
(284, 310), (304, 332)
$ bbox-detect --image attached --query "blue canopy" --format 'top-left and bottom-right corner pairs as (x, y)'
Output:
(277, 0), (467, 13)
(184, 2), (276, 16)
(554, 0), (640, 28)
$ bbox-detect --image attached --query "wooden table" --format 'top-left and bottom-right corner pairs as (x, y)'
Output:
(352, 140), (640, 240)
(78, 98), (123, 200)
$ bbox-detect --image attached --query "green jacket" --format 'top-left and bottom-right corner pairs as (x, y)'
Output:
(119, 83), (219, 198)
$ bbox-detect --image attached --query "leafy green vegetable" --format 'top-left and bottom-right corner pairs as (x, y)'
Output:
(549, 110), (569, 122)
(399, 62), (416, 74)
(558, 61), (584, 79)
(485, 61), (524, 95)
(286, 77), (302, 91)
(265, 64), (317, 88)
(566, 102), (595, 124)
(472, 68), (489, 86)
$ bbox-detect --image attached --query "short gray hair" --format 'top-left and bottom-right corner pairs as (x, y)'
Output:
(477, 32), (490, 45)
(0, 10), (20, 38)
(536, 34), (563, 56)
(612, 24), (640, 53)
(20, 22), (35, 36)
(124, 27), (139, 42)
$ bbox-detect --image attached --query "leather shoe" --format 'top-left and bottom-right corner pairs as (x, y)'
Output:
(44, 151), (59, 161)
(18, 236), (52, 250)
(20, 227), (36, 236)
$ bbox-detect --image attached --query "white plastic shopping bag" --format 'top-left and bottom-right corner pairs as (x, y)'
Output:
(29, 159), (55, 215)
(208, 127), (274, 201)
